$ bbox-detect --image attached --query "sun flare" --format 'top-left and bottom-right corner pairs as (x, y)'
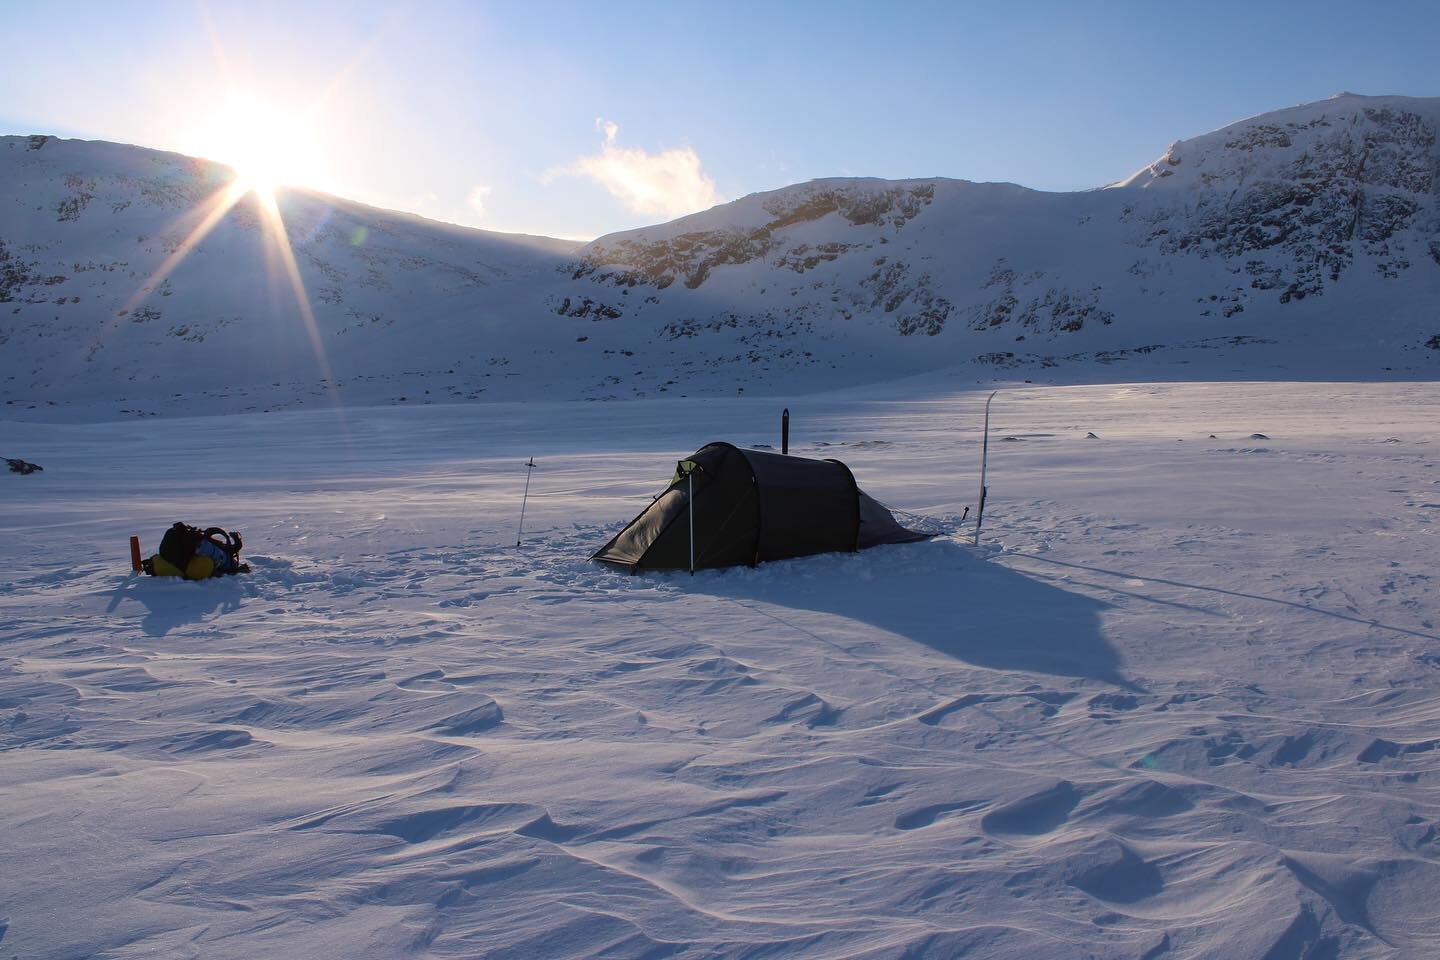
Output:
(132, 91), (339, 400)
(182, 94), (333, 197)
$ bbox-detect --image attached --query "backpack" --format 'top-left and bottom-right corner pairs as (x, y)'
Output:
(143, 522), (249, 579)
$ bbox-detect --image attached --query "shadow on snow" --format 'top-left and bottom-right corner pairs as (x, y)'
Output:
(105, 573), (245, 637)
(690, 538), (1137, 689)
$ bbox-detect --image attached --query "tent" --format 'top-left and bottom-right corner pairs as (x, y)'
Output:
(591, 442), (929, 572)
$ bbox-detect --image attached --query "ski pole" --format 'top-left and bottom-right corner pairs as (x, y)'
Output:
(974, 391), (996, 545)
(516, 457), (535, 547)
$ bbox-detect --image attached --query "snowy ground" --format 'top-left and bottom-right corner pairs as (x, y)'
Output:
(2, 381), (1438, 959)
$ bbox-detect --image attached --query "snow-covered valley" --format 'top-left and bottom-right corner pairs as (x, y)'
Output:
(3, 380), (1438, 958)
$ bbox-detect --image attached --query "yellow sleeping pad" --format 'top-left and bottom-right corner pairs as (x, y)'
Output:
(145, 553), (218, 579)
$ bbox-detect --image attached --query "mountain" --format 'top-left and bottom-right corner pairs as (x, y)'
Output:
(3, 93), (1438, 419)
(1, 135), (582, 417)
(572, 93), (1440, 382)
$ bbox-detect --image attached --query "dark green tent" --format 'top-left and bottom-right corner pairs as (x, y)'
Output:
(591, 442), (928, 572)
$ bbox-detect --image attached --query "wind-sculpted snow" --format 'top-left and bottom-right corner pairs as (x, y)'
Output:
(3, 382), (1440, 958)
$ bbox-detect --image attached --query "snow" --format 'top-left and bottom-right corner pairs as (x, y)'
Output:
(4, 89), (1439, 957)
(4, 380), (1439, 958)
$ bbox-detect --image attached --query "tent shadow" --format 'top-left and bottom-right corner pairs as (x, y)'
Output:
(106, 576), (246, 637)
(694, 538), (1138, 690)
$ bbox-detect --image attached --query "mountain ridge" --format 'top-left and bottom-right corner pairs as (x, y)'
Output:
(3, 93), (1438, 420)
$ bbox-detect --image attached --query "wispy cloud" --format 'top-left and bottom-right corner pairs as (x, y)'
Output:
(548, 119), (720, 219)
(466, 184), (492, 218)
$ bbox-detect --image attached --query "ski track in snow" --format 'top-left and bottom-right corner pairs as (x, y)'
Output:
(2, 382), (1439, 959)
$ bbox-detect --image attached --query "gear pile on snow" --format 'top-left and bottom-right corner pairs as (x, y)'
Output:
(142, 522), (249, 579)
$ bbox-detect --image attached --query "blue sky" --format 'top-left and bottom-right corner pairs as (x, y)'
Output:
(3, 0), (1437, 239)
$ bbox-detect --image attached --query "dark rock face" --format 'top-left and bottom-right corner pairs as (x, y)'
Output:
(1141, 103), (1440, 303)
(967, 261), (1114, 335)
(0, 239), (68, 304)
(555, 296), (622, 320)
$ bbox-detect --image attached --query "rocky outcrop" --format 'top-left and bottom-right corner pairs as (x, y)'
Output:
(1129, 97), (1440, 303)
(575, 182), (935, 290)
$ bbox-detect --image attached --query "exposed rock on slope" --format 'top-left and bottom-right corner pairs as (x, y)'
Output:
(1119, 95), (1440, 303)
(576, 181), (936, 290)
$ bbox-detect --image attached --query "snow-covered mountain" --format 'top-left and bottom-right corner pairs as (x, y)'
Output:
(573, 94), (1440, 382)
(1, 135), (582, 417)
(3, 93), (1438, 418)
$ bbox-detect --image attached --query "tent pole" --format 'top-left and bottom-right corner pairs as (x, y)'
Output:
(688, 471), (695, 576)
(973, 392), (996, 545)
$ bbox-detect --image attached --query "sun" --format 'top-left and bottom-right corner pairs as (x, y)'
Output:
(137, 90), (340, 403)
(182, 94), (333, 197)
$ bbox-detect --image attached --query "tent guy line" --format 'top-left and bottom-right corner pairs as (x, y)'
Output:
(1013, 554), (1440, 643)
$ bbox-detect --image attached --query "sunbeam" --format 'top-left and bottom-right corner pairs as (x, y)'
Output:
(112, 157), (344, 422)
(114, 178), (249, 325)
(254, 188), (339, 396)
(105, 6), (410, 427)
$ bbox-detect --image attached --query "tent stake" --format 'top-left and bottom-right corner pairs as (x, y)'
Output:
(782, 408), (790, 455)
(973, 391), (996, 545)
(688, 470), (696, 575)
(516, 457), (535, 547)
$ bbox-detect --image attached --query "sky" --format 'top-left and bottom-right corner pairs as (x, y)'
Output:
(3, 0), (1438, 241)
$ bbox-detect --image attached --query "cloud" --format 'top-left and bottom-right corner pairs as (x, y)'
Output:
(466, 184), (492, 218)
(549, 119), (720, 219)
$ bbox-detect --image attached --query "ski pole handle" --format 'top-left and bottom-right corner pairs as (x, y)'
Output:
(129, 536), (142, 572)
